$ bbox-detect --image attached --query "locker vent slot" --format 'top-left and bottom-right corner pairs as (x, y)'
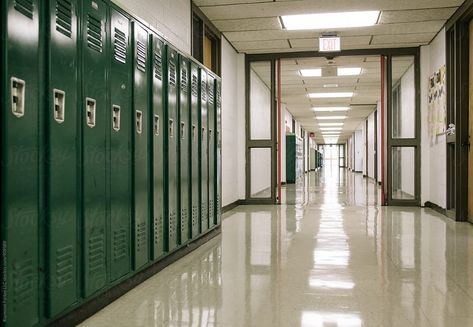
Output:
(192, 205), (198, 229)
(154, 50), (162, 80)
(56, 245), (73, 288)
(87, 14), (103, 52)
(181, 208), (187, 233)
(201, 81), (207, 101)
(208, 84), (214, 104)
(55, 0), (72, 38)
(88, 234), (105, 274)
(191, 74), (198, 97)
(201, 203), (208, 224)
(113, 28), (127, 64)
(14, 0), (34, 19)
(113, 229), (127, 260)
(209, 200), (214, 223)
(169, 61), (176, 86)
(217, 195), (221, 215)
(181, 68), (188, 93)
(136, 41), (147, 72)
(169, 211), (177, 240)
(12, 258), (34, 310)
(136, 222), (147, 252)
(154, 215), (163, 245)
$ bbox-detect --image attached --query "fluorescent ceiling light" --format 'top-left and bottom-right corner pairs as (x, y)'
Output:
(337, 67), (362, 76)
(323, 84), (339, 88)
(300, 69), (322, 77)
(281, 11), (380, 30)
(316, 116), (347, 120)
(312, 107), (349, 112)
(320, 127), (342, 131)
(319, 123), (344, 126)
(309, 92), (353, 98)
(322, 133), (341, 135)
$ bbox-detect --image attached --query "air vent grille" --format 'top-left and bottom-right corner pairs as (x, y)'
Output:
(154, 49), (162, 80)
(191, 74), (198, 97)
(136, 41), (147, 72)
(14, 0), (34, 19)
(181, 67), (188, 93)
(87, 14), (103, 52)
(169, 61), (176, 86)
(113, 28), (127, 63)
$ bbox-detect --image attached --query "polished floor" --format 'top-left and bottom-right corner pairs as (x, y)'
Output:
(80, 161), (473, 327)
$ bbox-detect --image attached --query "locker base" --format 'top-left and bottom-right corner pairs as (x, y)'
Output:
(48, 226), (221, 327)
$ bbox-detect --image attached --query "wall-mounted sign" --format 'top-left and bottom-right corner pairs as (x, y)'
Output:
(319, 36), (341, 52)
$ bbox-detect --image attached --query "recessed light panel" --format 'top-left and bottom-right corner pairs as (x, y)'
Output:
(312, 107), (349, 112)
(320, 127), (342, 131)
(300, 69), (322, 77)
(337, 67), (362, 76)
(309, 92), (353, 98)
(316, 116), (347, 120)
(323, 84), (339, 88)
(281, 11), (380, 30)
(319, 123), (344, 126)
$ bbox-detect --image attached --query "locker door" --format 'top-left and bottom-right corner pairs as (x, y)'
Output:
(190, 63), (200, 238)
(166, 47), (179, 251)
(132, 22), (150, 269)
(151, 35), (166, 260)
(207, 76), (216, 229)
(200, 69), (209, 233)
(109, 8), (131, 282)
(179, 56), (191, 243)
(2, 0), (40, 325)
(216, 79), (222, 225)
(46, 0), (79, 316)
(81, 0), (108, 297)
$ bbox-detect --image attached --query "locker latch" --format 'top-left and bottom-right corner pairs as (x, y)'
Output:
(136, 110), (143, 134)
(54, 89), (65, 123)
(202, 127), (206, 137)
(86, 98), (96, 128)
(154, 115), (160, 136)
(169, 119), (174, 137)
(112, 105), (121, 131)
(192, 124), (196, 141)
(209, 129), (212, 139)
(181, 122), (185, 139)
(11, 77), (25, 118)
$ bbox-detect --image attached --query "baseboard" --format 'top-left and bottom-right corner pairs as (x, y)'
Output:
(424, 201), (449, 218)
(50, 226), (221, 327)
(222, 199), (244, 213)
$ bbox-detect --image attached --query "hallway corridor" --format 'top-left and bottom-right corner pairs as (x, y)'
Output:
(81, 165), (473, 327)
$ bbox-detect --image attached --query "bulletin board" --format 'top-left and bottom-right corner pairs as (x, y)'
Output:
(428, 65), (447, 136)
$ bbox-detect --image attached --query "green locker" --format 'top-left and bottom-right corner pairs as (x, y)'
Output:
(179, 55), (191, 244)
(81, 0), (108, 297)
(2, 0), (40, 325)
(46, 0), (79, 316)
(200, 69), (209, 233)
(109, 8), (131, 281)
(151, 34), (166, 260)
(207, 75), (216, 229)
(216, 79), (222, 225)
(166, 47), (179, 251)
(132, 21), (150, 269)
(190, 62), (200, 238)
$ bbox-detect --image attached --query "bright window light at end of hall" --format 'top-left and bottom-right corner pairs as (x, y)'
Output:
(281, 11), (380, 30)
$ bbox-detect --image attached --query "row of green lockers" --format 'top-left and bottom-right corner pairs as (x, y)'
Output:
(2, 0), (222, 326)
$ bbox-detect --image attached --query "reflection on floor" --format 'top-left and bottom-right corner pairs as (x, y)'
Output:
(80, 163), (473, 327)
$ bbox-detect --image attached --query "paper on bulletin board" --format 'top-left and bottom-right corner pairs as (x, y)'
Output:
(428, 65), (446, 136)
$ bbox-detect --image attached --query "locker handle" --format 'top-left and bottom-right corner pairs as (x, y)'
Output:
(86, 98), (96, 128)
(209, 129), (212, 138)
(11, 77), (25, 118)
(202, 127), (206, 137)
(192, 124), (196, 141)
(53, 89), (65, 123)
(112, 105), (121, 131)
(154, 115), (160, 136)
(169, 119), (174, 137)
(181, 122), (185, 139)
(136, 110), (143, 134)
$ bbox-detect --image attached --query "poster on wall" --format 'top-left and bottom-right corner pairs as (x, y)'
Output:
(428, 65), (446, 136)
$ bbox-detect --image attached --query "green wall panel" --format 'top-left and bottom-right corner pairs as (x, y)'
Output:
(190, 63), (200, 239)
(81, 0), (108, 297)
(207, 76), (216, 229)
(151, 35), (166, 260)
(132, 21), (150, 269)
(166, 47), (179, 251)
(179, 55), (191, 244)
(2, 0), (40, 325)
(109, 8), (132, 282)
(200, 69), (209, 233)
(46, 0), (79, 316)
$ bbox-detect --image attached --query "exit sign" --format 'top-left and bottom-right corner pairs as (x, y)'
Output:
(319, 36), (341, 52)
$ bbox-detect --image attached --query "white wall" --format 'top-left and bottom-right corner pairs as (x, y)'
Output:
(114, 0), (191, 54)
(221, 38), (245, 206)
(367, 112), (376, 179)
(420, 29), (447, 207)
(362, 122), (367, 176)
(377, 102), (382, 183)
(355, 129), (364, 172)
